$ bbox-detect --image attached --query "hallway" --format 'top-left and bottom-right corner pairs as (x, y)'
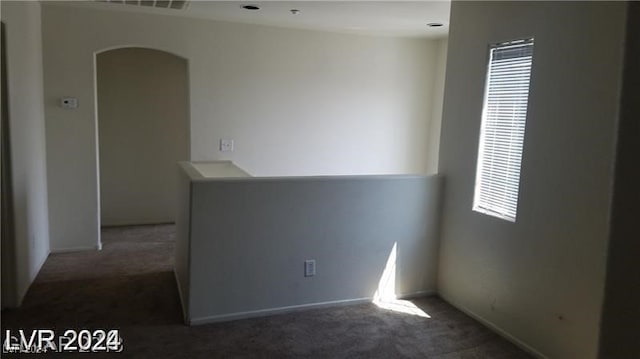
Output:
(2, 225), (181, 329)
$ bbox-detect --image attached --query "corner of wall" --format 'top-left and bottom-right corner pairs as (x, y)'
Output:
(426, 37), (449, 175)
(1, 0), (51, 307)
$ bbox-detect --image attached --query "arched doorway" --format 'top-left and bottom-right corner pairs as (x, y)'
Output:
(96, 47), (189, 228)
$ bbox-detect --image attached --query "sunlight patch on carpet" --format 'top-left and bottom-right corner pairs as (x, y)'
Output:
(372, 242), (430, 318)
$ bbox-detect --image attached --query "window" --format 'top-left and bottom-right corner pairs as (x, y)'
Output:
(473, 38), (534, 222)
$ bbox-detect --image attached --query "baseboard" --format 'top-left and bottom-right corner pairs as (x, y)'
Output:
(173, 270), (188, 324)
(189, 297), (372, 326)
(50, 245), (100, 254)
(398, 290), (437, 299)
(15, 249), (50, 307)
(437, 293), (548, 359)
(187, 290), (437, 326)
(100, 221), (175, 228)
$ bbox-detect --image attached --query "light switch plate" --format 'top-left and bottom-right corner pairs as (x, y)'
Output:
(304, 260), (316, 277)
(219, 139), (234, 152)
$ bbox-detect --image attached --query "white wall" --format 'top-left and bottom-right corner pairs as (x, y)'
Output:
(41, 3), (446, 251)
(1, 1), (51, 306)
(437, 2), (626, 359)
(97, 48), (189, 226)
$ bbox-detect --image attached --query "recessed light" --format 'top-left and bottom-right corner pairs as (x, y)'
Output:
(241, 4), (260, 10)
(427, 23), (444, 27)
(290, 9), (300, 15)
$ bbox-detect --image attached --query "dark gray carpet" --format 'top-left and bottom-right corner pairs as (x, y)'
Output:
(2, 224), (532, 358)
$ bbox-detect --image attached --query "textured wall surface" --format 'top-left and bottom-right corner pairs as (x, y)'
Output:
(437, 2), (626, 358)
(178, 173), (441, 324)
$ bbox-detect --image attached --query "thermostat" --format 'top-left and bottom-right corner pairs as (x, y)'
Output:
(61, 97), (78, 109)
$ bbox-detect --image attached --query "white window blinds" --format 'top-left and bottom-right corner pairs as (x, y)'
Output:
(473, 38), (534, 222)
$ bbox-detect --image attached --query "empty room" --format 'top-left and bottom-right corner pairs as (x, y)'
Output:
(1, 1), (638, 358)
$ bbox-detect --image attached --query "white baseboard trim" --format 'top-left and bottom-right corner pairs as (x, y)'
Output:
(16, 250), (51, 306)
(34, 250), (49, 279)
(398, 290), (437, 299)
(437, 293), (548, 359)
(101, 221), (175, 228)
(189, 297), (372, 326)
(50, 245), (100, 254)
(188, 290), (437, 326)
(173, 270), (188, 324)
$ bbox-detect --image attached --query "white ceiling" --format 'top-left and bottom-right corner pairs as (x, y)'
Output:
(66, 1), (451, 38)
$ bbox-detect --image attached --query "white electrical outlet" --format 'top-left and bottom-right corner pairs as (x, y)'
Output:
(219, 139), (234, 152)
(304, 260), (316, 277)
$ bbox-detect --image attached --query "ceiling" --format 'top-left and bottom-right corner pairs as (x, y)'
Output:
(69, 1), (451, 38)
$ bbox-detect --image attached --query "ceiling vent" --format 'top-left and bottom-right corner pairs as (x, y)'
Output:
(98, 0), (190, 11)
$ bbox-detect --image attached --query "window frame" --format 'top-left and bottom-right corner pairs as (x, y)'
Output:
(472, 37), (535, 222)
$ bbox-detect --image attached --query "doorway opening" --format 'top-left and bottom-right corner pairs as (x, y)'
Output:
(95, 47), (189, 238)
